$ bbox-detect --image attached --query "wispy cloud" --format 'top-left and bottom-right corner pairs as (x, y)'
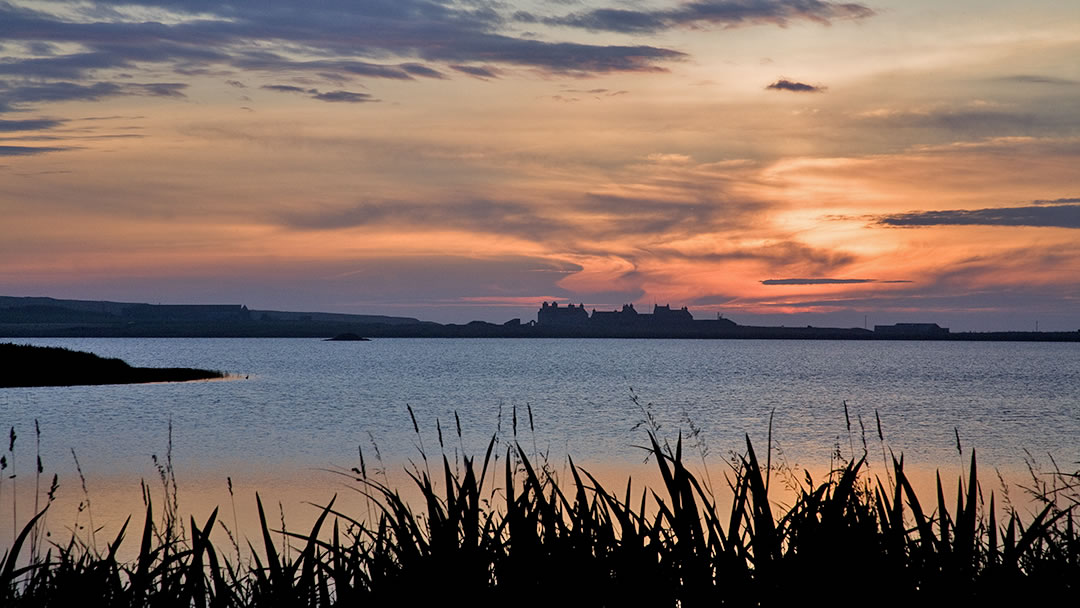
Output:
(1033, 197), (1080, 205)
(517, 1), (874, 34)
(262, 84), (376, 103)
(262, 85), (312, 94)
(0, 144), (67, 156)
(450, 65), (499, 79)
(312, 90), (376, 103)
(0, 0), (688, 115)
(0, 80), (187, 112)
(995, 74), (1080, 86)
(276, 193), (762, 242)
(0, 117), (65, 131)
(859, 106), (1039, 132)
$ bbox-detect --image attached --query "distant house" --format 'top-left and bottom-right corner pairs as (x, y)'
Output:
(651, 304), (694, 324)
(874, 323), (949, 337)
(591, 303), (640, 326)
(537, 301), (589, 326)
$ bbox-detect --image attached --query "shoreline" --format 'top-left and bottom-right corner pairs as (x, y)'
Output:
(0, 343), (226, 388)
(3, 323), (1079, 341)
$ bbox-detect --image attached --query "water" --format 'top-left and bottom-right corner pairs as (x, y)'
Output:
(2, 338), (1079, 549)
(3, 338), (1077, 476)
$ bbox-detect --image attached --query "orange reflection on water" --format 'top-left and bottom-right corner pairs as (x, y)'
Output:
(0, 453), (1063, 567)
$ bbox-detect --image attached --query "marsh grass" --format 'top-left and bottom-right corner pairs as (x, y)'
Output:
(2, 417), (1078, 606)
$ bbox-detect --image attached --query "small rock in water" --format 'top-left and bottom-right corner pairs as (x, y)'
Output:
(325, 333), (370, 341)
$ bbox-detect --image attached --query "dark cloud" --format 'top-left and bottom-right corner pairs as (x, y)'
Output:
(0, 0), (689, 109)
(262, 84), (314, 94)
(761, 278), (875, 285)
(649, 241), (856, 272)
(312, 90), (376, 103)
(0, 145), (67, 156)
(0, 51), (134, 79)
(877, 202), (1080, 229)
(234, 57), (418, 80)
(432, 39), (684, 75)
(517, 8), (667, 33)
(0, 80), (188, 111)
(400, 63), (446, 79)
(519, 1), (874, 34)
(766, 79), (825, 93)
(133, 82), (187, 98)
(1033, 197), (1080, 205)
(23, 41), (58, 55)
(451, 65), (499, 79)
(225, 79), (246, 88)
(0, 118), (64, 131)
(262, 85), (376, 103)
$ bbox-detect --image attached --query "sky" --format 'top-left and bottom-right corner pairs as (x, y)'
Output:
(1, 0), (1079, 330)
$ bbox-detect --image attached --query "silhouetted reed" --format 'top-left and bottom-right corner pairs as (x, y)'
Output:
(2, 421), (1078, 606)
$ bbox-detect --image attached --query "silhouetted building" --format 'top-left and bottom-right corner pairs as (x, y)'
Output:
(651, 304), (694, 324)
(537, 301), (589, 326)
(591, 303), (640, 326)
(538, 302), (701, 328)
(874, 323), (949, 337)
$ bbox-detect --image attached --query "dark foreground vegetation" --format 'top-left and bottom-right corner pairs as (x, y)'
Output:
(2, 424), (1077, 606)
(0, 343), (225, 387)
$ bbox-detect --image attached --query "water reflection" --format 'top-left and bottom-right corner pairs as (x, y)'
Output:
(2, 337), (1078, 555)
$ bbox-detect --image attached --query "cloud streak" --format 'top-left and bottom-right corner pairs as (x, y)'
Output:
(518, 1), (874, 34)
(262, 84), (375, 103)
(0, 80), (187, 111)
(877, 202), (1080, 229)
(761, 278), (874, 285)
(277, 190), (770, 247)
(0, 145), (67, 156)
(0, 118), (64, 131)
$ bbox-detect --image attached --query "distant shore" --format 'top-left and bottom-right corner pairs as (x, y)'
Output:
(0, 343), (226, 387)
(2, 321), (1078, 341)
(2, 295), (1078, 341)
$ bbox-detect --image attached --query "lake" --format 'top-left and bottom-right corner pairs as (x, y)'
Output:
(2, 337), (1078, 547)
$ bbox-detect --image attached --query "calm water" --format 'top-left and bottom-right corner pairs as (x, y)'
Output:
(3, 338), (1078, 479)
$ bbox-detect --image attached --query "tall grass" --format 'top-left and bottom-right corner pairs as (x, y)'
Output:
(2, 421), (1078, 605)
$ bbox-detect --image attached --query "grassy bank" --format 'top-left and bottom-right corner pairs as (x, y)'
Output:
(2, 423), (1077, 606)
(0, 343), (225, 387)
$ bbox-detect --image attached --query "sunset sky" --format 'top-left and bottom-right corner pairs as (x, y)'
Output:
(2, 0), (1079, 329)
